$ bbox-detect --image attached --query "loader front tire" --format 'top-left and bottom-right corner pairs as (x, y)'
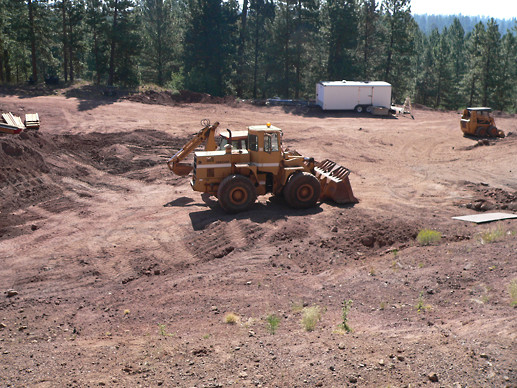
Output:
(217, 174), (257, 213)
(284, 172), (321, 209)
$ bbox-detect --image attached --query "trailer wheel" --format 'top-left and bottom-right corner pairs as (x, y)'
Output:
(366, 105), (373, 113)
(355, 105), (363, 113)
(217, 174), (257, 213)
(284, 172), (321, 209)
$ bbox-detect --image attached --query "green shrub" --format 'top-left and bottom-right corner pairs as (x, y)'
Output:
(224, 313), (239, 325)
(415, 292), (431, 313)
(158, 324), (173, 337)
(479, 226), (506, 244)
(301, 306), (323, 332)
(266, 314), (281, 334)
(339, 300), (353, 333)
(417, 229), (442, 246)
(509, 280), (517, 307)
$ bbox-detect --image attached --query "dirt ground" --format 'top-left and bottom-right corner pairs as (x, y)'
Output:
(0, 86), (516, 387)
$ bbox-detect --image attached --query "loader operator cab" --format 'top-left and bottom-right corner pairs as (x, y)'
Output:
(218, 130), (248, 150)
(462, 107), (492, 122)
(247, 123), (283, 175)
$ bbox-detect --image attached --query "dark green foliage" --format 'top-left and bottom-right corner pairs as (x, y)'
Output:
(182, 0), (239, 96)
(85, 0), (110, 85)
(140, 0), (182, 86)
(106, 0), (141, 87)
(325, 0), (358, 80)
(414, 14), (517, 35)
(0, 1), (516, 112)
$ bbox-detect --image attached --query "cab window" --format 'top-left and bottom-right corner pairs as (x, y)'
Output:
(271, 132), (279, 152)
(249, 134), (258, 151)
(264, 134), (272, 153)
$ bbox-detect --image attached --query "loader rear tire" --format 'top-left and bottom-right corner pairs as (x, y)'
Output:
(217, 174), (257, 213)
(284, 172), (321, 209)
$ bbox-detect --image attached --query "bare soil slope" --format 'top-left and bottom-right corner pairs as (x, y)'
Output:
(0, 90), (516, 387)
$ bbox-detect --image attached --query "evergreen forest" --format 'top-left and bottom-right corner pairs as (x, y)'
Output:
(2, 0), (517, 112)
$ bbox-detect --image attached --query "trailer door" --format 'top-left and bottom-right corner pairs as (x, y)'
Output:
(358, 86), (373, 106)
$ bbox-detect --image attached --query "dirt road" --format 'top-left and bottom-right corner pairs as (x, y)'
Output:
(1, 90), (516, 387)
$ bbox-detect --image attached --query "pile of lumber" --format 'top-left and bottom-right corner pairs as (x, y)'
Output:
(0, 112), (40, 134)
(25, 113), (40, 129)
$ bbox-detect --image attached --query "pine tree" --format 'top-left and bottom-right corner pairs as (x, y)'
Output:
(357, 0), (381, 79)
(183, 0), (239, 96)
(445, 18), (466, 108)
(85, 0), (109, 85)
(494, 32), (517, 111)
(325, 0), (358, 80)
(464, 22), (485, 106)
(380, 0), (416, 101)
(140, 0), (179, 86)
(106, 0), (141, 86)
(247, 0), (275, 98)
(433, 28), (453, 107)
(480, 19), (501, 106)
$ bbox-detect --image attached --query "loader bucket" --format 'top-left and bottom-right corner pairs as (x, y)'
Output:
(314, 159), (358, 204)
(167, 161), (193, 176)
(488, 126), (505, 138)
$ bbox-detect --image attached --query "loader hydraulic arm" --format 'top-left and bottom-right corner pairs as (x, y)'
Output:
(167, 120), (220, 176)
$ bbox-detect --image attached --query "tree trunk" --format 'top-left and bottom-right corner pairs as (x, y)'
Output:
(0, 39), (4, 83)
(68, 14), (74, 82)
(62, 0), (68, 82)
(28, 0), (38, 83)
(108, 0), (119, 86)
(294, 0), (302, 99)
(4, 50), (11, 82)
(283, 5), (290, 98)
(385, 20), (394, 81)
(236, 0), (248, 97)
(157, 1), (164, 86)
(93, 31), (101, 85)
(252, 18), (259, 99)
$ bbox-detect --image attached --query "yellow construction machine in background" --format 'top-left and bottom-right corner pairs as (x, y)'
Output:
(460, 107), (505, 138)
(167, 120), (357, 213)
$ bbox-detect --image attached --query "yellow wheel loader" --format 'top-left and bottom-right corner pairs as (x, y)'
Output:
(460, 107), (505, 138)
(167, 120), (357, 213)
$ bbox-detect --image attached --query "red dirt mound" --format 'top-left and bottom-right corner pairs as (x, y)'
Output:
(462, 181), (517, 211)
(125, 89), (238, 106)
(0, 129), (185, 239)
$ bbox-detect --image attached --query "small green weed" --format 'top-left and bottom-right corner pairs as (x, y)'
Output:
(509, 280), (517, 307)
(479, 226), (506, 244)
(158, 324), (173, 337)
(266, 314), (281, 334)
(301, 306), (323, 332)
(379, 301), (386, 310)
(224, 313), (239, 325)
(339, 300), (353, 333)
(415, 292), (431, 313)
(417, 229), (442, 246)
(291, 301), (305, 313)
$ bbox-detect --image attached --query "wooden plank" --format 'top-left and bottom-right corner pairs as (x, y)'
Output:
(25, 112), (40, 129)
(2, 112), (24, 129)
(25, 113), (39, 122)
(2, 113), (16, 126)
(0, 122), (23, 134)
(13, 115), (24, 128)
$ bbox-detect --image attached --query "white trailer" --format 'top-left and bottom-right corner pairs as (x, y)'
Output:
(316, 81), (392, 112)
